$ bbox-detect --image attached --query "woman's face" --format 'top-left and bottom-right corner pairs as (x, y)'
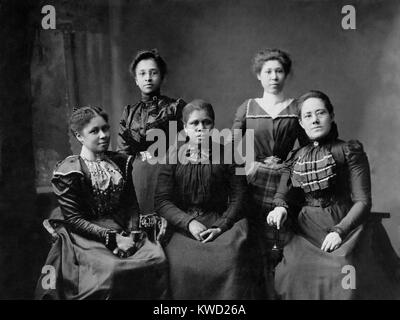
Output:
(135, 58), (163, 95)
(257, 59), (286, 94)
(299, 97), (334, 140)
(184, 109), (214, 145)
(76, 115), (110, 154)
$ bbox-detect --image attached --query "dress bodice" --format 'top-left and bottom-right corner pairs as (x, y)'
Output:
(51, 152), (139, 242)
(82, 156), (125, 217)
(155, 142), (246, 232)
(118, 95), (186, 156)
(232, 98), (307, 161)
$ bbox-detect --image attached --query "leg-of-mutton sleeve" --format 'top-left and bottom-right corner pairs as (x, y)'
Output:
(52, 173), (112, 244)
(211, 164), (247, 232)
(117, 105), (133, 155)
(154, 164), (196, 232)
(174, 98), (186, 134)
(117, 104), (141, 156)
(231, 100), (247, 142)
(272, 149), (301, 210)
(113, 155), (141, 230)
(331, 140), (372, 238)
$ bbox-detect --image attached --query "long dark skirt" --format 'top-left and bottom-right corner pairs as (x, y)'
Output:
(35, 223), (168, 300)
(131, 156), (162, 215)
(275, 220), (400, 300)
(247, 165), (290, 299)
(165, 216), (260, 300)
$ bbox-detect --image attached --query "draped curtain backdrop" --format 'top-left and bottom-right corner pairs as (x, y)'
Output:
(32, 0), (129, 190)
(30, 0), (400, 256)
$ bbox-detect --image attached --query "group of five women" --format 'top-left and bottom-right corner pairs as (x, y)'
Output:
(35, 48), (400, 300)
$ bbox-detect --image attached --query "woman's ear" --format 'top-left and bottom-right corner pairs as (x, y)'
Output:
(299, 119), (305, 130)
(75, 131), (84, 144)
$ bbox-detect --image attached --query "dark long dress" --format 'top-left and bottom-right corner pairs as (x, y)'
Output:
(232, 98), (307, 297)
(117, 94), (186, 215)
(155, 142), (260, 299)
(35, 152), (168, 299)
(273, 127), (400, 299)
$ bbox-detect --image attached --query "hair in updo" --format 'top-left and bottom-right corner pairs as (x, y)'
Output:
(129, 48), (168, 79)
(182, 99), (215, 124)
(296, 90), (334, 117)
(252, 48), (292, 76)
(69, 106), (109, 136)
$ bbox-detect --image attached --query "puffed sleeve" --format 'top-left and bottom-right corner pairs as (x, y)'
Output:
(174, 98), (186, 134)
(155, 164), (196, 231)
(231, 100), (248, 139)
(332, 140), (372, 237)
(117, 105), (137, 155)
(114, 156), (141, 230)
(272, 149), (301, 209)
(52, 173), (111, 243)
(212, 164), (246, 232)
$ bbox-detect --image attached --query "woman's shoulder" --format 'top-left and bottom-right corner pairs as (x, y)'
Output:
(284, 98), (300, 116)
(236, 99), (252, 110)
(343, 140), (368, 163)
(122, 101), (142, 114)
(343, 140), (365, 153)
(329, 139), (367, 165)
(51, 156), (86, 190)
(53, 155), (84, 177)
(331, 139), (365, 155)
(160, 95), (186, 109)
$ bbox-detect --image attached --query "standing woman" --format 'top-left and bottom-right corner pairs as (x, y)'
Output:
(118, 49), (186, 215)
(232, 49), (307, 298)
(35, 106), (167, 299)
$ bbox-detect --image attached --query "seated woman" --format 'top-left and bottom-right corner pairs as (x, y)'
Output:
(267, 90), (400, 299)
(155, 99), (261, 299)
(35, 106), (168, 300)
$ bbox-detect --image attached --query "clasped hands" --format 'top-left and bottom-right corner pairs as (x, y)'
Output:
(112, 232), (142, 258)
(266, 207), (342, 252)
(188, 220), (222, 243)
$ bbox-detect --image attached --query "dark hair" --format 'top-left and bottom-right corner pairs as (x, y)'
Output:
(129, 49), (167, 79)
(69, 106), (109, 136)
(252, 48), (292, 76)
(296, 90), (334, 117)
(182, 99), (215, 124)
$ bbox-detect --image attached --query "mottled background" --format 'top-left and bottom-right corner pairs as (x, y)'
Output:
(1, 0), (399, 298)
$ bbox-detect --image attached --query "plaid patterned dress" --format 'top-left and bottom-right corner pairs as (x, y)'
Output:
(232, 98), (307, 298)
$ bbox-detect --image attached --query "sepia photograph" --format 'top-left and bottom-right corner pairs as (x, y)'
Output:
(1, 0), (400, 305)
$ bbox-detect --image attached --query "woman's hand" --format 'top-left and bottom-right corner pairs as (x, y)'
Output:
(199, 228), (222, 243)
(266, 207), (287, 230)
(188, 220), (207, 241)
(321, 232), (342, 252)
(156, 217), (168, 242)
(244, 161), (260, 184)
(115, 233), (135, 252)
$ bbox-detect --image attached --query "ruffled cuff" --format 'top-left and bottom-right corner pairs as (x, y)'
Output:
(105, 230), (117, 251)
(327, 226), (346, 239)
(273, 198), (289, 210)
